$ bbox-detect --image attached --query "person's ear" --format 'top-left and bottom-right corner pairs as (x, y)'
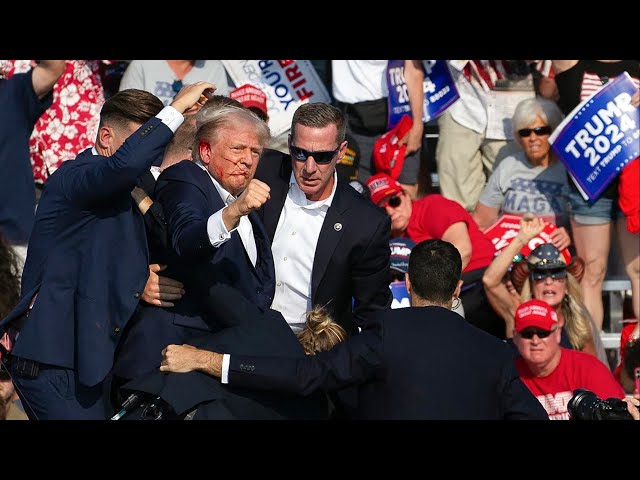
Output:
(453, 279), (463, 299)
(337, 139), (348, 160)
(404, 272), (411, 295)
(199, 141), (212, 166)
(97, 125), (114, 151)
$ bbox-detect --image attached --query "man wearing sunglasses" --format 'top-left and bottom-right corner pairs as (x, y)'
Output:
(513, 299), (624, 420)
(253, 103), (391, 340)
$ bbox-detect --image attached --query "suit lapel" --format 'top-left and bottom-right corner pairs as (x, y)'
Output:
(311, 186), (346, 298)
(263, 159), (291, 242)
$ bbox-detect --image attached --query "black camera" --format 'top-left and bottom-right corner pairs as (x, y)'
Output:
(567, 389), (634, 420)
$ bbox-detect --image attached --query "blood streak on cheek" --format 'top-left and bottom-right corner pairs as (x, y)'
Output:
(215, 166), (225, 179)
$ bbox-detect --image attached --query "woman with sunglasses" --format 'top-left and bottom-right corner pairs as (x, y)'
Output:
(472, 97), (571, 252)
(483, 215), (607, 365)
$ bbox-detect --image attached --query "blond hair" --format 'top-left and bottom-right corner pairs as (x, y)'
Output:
(521, 273), (593, 350)
(297, 306), (347, 355)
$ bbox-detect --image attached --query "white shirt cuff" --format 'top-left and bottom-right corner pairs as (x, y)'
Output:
(156, 106), (184, 133)
(207, 207), (235, 247)
(221, 354), (230, 384)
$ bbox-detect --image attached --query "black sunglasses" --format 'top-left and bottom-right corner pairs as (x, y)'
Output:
(381, 194), (402, 208)
(172, 79), (183, 94)
(519, 327), (556, 339)
(290, 145), (340, 165)
(531, 269), (567, 282)
(518, 126), (552, 138)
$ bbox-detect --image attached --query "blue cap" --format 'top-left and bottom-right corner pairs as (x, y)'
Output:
(389, 238), (416, 273)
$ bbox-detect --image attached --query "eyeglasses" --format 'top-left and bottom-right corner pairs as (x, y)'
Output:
(519, 327), (556, 339)
(172, 79), (183, 94)
(531, 269), (567, 282)
(518, 126), (552, 138)
(290, 145), (340, 165)
(380, 194), (402, 208)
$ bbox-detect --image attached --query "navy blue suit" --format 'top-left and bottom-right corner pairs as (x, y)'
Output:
(226, 306), (548, 420)
(112, 160), (275, 384)
(0, 71), (53, 245)
(0, 117), (174, 419)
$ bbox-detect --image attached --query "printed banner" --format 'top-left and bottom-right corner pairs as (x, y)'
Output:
(390, 281), (410, 309)
(386, 60), (459, 129)
(222, 60), (331, 137)
(549, 72), (640, 201)
(483, 214), (571, 264)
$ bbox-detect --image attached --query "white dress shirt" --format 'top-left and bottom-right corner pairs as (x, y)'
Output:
(221, 170), (338, 384)
(194, 161), (257, 267)
(270, 171), (338, 332)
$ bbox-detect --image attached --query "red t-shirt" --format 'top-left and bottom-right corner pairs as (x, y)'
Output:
(516, 348), (625, 420)
(405, 194), (495, 273)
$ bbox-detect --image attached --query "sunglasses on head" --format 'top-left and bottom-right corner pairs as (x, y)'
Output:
(290, 145), (340, 165)
(518, 126), (552, 138)
(380, 194), (402, 208)
(172, 79), (183, 94)
(519, 327), (555, 339)
(531, 268), (567, 282)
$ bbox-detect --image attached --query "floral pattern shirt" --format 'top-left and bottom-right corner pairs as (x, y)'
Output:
(0, 60), (106, 184)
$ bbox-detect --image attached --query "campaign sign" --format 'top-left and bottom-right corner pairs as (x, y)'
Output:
(483, 214), (571, 264)
(222, 60), (331, 137)
(386, 60), (459, 129)
(390, 281), (410, 309)
(549, 72), (639, 202)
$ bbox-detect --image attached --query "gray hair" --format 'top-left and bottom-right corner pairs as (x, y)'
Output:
(192, 106), (271, 162)
(512, 97), (564, 135)
(291, 102), (346, 145)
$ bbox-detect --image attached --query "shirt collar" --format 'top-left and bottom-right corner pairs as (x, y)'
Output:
(195, 159), (236, 205)
(288, 170), (337, 210)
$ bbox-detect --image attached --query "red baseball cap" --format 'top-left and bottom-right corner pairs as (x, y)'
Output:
(229, 83), (268, 116)
(366, 173), (403, 205)
(372, 114), (413, 179)
(514, 299), (559, 333)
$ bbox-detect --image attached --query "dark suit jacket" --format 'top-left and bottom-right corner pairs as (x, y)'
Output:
(137, 169), (169, 264)
(113, 161), (276, 382)
(0, 71), (53, 245)
(155, 160), (275, 320)
(0, 117), (173, 387)
(255, 149), (392, 334)
(122, 285), (328, 420)
(227, 306), (548, 420)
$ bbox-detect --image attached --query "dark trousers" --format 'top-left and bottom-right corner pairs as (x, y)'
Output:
(11, 361), (112, 420)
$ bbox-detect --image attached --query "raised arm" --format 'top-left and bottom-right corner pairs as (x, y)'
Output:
(401, 60), (425, 155)
(483, 216), (545, 336)
(31, 60), (66, 99)
(441, 221), (472, 271)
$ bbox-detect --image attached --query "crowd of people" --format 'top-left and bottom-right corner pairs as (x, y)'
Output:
(0, 59), (638, 421)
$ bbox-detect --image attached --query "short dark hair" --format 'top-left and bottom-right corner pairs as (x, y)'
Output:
(291, 102), (346, 145)
(99, 88), (164, 131)
(408, 239), (462, 304)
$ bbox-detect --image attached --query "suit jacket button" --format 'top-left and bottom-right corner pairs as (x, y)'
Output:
(114, 327), (121, 333)
(134, 292), (141, 298)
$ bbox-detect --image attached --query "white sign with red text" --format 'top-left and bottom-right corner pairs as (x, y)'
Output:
(222, 60), (331, 137)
